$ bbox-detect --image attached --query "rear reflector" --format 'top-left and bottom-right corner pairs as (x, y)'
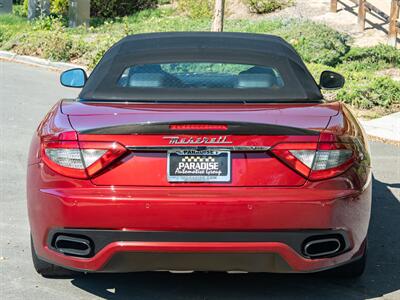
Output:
(271, 142), (355, 180)
(41, 141), (127, 179)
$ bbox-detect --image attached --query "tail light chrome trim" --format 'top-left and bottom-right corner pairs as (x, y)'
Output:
(126, 146), (271, 152)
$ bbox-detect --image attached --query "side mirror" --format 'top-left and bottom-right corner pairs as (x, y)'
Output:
(319, 71), (345, 90)
(60, 68), (87, 88)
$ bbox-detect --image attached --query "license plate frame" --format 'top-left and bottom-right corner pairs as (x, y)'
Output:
(167, 149), (231, 182)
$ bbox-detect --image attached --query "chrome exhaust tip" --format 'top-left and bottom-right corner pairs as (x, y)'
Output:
(168, 270), (194, 274)
(303, 238), (342, 258)
(54, 235), (92, 257)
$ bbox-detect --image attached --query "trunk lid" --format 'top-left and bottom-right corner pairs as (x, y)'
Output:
(62, 101), (339, 187)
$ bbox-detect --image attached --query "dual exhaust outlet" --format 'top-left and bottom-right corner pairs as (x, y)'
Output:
(54, 235), (93, 257)
(52, 233), (344, 259)
(302, 237), (343, 258)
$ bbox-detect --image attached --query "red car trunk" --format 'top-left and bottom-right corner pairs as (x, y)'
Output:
(62, 101), (339, 187)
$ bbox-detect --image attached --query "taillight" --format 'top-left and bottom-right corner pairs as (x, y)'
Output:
(41, 140), (127, 179)
(271, 142), (355, 181)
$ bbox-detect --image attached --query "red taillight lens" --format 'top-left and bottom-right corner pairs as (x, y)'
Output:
(271, 142), (355, 181)
(41, 140), (127, 179)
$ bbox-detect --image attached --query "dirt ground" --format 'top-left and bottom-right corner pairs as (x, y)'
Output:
(226, 0), (399, 48)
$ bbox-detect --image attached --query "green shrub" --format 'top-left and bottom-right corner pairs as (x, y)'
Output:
(21, 0), (68, 17)
(337, 76), (400, 109)
(273, 20), (350, 66)
(51, 0), (68, 16)
(246, 0), (291, 14)
(305, 63), (328, 82)
(31, 15), (66, 30)
(315, 45), (400, 110)
(308, 63), (400, 110)
(12, 4), (27, 17)
(176, 0), (213, 18)
(22, 0), (28, 15)
(0, 29), (10, 45)
(3, 18), (86, 62)
(21, 0), (156, 18)
(340, 44), (400, 71)
(90, 0), (158, 18)
(8, 30), (70, 61)
(225, 19), (350, 66)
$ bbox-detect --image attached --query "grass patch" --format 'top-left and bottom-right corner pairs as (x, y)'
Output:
(271, 20), (350, 66)
(0, 7), (399, 115)
(0, 14), (30, 45)
(340, 45), (400, 72)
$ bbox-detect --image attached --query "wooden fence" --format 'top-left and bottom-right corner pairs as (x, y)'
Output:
(330, 0), (400, 47)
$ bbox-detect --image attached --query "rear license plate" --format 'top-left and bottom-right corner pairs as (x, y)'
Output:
(167, 150), (231, 182)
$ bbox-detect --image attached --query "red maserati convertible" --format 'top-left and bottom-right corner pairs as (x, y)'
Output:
(27, 32), (371, 277)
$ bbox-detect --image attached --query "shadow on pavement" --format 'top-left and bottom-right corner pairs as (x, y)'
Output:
(71, 177), (400, 299)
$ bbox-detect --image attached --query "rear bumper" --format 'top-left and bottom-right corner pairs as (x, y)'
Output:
(45, 228), (352, 273)
(28, 164), (372, 273)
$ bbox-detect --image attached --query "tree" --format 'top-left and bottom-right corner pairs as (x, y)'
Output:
(27, 0), (50, 20)
(211, 0), (225, 32)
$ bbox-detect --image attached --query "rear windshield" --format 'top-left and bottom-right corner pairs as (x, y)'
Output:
(79, 38), (323, 102)
(117, 63), (284, 89)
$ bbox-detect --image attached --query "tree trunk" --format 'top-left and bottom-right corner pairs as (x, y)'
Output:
(211, 0), (225, 32)
(69, 0), (90, 28)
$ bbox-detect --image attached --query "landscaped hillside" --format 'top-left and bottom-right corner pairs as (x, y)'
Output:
(1, 3), (399, 117)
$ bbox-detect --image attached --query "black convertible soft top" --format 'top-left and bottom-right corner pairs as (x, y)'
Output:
(80, 32), (323, 102)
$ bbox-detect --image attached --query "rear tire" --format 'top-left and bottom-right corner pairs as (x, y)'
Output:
(31, 236), (80, 278)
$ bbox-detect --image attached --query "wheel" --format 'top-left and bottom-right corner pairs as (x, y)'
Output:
(326, 240), (367, 278)
(31, 236), (80, 278)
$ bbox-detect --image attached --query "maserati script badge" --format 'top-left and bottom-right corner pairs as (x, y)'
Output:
(163, 136), (233, 145)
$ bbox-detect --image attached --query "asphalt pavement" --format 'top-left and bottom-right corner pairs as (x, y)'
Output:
(0, 60), (399, 300)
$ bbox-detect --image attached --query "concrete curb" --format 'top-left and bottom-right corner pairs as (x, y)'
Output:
(0, 50), (86, 71)
(364, 134), (400, 146)
(360, 112), (400, 144)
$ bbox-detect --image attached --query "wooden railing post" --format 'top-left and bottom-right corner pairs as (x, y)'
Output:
(388, 0), (399, 47)
(330, 0), (338, 13)
(358, 0), (366, 32)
